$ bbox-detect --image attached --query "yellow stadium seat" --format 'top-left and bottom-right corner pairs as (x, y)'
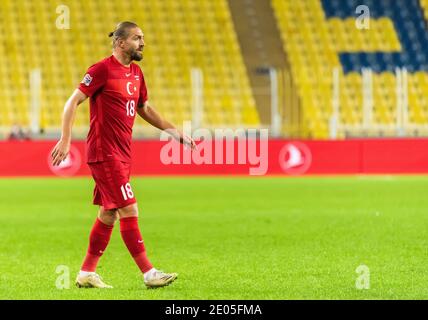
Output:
(0, 0), (259, 132)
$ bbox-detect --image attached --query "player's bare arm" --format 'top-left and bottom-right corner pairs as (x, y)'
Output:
(137, 100), (196, 150)
(51, 89), (88, 166)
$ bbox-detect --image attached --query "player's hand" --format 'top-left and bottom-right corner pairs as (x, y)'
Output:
(180, 134), (197, 151)
(51, 139), (71, 166)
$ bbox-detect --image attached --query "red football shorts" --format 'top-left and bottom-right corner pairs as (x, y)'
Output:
(88, 160), (137, 210)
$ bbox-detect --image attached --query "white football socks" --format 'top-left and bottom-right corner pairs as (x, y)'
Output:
(79, 270), (95, 277)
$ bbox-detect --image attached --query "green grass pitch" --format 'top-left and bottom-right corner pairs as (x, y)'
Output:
(0, 176), (428, 299)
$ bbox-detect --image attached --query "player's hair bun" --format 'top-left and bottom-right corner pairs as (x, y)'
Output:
(109, 22), (139, 47)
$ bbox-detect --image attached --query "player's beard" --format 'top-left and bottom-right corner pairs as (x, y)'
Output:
(130, 48), (143, 61)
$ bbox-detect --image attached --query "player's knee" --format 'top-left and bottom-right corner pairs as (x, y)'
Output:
(98, 208), (119, 225)
(118, 203), (139, 219)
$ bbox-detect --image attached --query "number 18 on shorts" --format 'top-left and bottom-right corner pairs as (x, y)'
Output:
(89, 161), (137, 210)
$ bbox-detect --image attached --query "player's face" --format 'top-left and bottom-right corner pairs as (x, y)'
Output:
(124, 28), (145, 61)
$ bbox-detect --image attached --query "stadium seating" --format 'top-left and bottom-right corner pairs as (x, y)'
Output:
(272, 0), (428, 138)
(0, 0), (259, 134)
(3, 0), (428, 139)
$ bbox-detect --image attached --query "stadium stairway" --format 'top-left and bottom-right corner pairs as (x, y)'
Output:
(228, 0), (289, 126)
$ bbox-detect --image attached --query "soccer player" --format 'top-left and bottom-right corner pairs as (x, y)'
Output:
(51, 21), (196, 289)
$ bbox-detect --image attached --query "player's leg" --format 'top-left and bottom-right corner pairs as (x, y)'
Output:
(76, 206), (117, 288)
(117, 203), (152, 273)
(80, 206), (118, 272)
(76, 161), (126, 288)
(98, 207), (120, 225)
(117, 203), (178, 288)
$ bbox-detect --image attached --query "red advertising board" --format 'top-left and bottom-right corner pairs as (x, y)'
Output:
(0, 139), (427, 176)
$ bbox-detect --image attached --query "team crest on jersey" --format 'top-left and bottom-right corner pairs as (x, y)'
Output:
(81, 73), (93, 86)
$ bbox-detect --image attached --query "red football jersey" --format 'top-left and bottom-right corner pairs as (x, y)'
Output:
(78, 55), (148, 163)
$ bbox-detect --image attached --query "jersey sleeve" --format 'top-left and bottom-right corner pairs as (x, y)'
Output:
(138, 69), (149, 107)
(78, 62), (108, 97)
